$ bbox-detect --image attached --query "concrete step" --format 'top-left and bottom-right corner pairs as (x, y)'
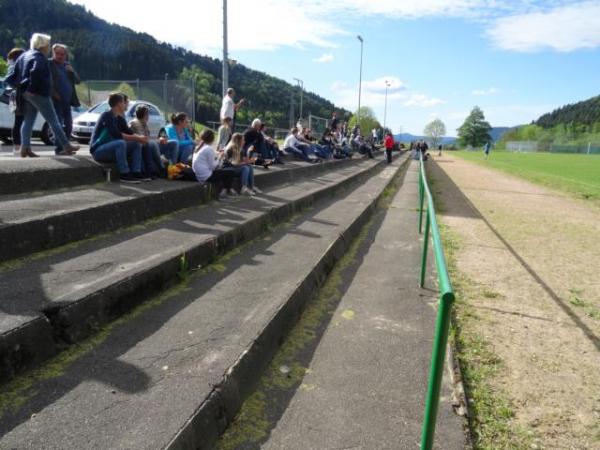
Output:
(254, 161), (466, 450)
(0, 157), (364, 262)
(0, 154), (403, 383)
(0, 155), (409, 450)
(0, 155), (105, 195)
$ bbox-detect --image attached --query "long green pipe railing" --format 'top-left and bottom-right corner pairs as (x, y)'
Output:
(418, 153), (456, 450)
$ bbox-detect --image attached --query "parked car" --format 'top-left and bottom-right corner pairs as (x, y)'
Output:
(72, 100), (166, 144)
(0, 81), (84, 145)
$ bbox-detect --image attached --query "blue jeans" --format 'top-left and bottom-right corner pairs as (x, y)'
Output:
(92, 140), (142, 174)
(179, 144), (194, 164)
(53, 100), (73, 154)
(284, 146), (312, 162)
(21, 92), (70, 149)
(239, 164), (254, 187)
(311, 144), (331, 159)
(158, 141), (179, 164)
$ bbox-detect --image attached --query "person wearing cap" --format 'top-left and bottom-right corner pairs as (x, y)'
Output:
(4, 33), (79, 157)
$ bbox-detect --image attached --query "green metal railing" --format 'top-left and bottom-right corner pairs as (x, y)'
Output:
(417, 153), (456, 450)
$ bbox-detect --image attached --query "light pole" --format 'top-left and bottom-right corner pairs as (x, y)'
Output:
(222, 0), (229, 97)
(383, 80), (391, 132)
(357, 35), (364, 127)
(294, 78), (304, 122)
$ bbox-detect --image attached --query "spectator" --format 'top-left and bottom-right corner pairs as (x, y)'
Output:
(371, 128), (378, 145)
(166, 112), (196, 164)
(243, 119), (273, 168)
(49, 43), (80, 155)
(89, 93), (144, 184)
(129, 104), (179, 176)
(332, 124), (352, 158)
(329, 111), (339, 131)
(192, 129), (237, 199)
(260, 123), (284, 164)
(301, 127), (331, 160)
(224, 132), (261, 196)
(353, 132), (374, 159)
(220, 87), (245, 131)
(283, 127), (317, 163)
(484, 142), (491, 160)
(5, 47), (25, 156)
(4, 33), (79, 157)
(384, 131), (394, 164)
(216, 117), (232, 152)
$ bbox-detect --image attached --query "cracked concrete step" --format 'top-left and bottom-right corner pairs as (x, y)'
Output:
(0, 157), (362, 262)
(0, 156), (105, 195)
(0, 155), (408, 450)
(0, 155), (402, 383)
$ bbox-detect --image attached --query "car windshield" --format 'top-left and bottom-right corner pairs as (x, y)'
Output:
(89, 102), (111, 114)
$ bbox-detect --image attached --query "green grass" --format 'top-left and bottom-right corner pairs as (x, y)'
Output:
(453, 151), (600, 201)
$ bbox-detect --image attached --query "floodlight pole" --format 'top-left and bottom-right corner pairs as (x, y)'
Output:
(222, 0), (229, 97)
(384, 80), (391, 131)
(294, 78), (304, 121)
(357, 35), (364, 125)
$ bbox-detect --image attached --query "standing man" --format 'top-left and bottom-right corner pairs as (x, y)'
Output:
(329, 111), (339, 132)
(384, 131), (394, 164)
(49, 43), (80, 155)
(220, 87), (245, 133)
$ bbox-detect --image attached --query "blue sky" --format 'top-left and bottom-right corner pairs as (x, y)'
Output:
(69, 0), (600, 135)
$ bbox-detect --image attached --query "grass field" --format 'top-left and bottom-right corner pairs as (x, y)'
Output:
(452, 151), (600, 201)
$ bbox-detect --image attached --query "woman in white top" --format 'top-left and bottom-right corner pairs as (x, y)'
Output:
(224, 133), (261, 196)
(192, 129), (237, 198)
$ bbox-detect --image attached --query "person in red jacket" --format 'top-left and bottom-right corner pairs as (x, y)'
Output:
(384, 132), (394, 164)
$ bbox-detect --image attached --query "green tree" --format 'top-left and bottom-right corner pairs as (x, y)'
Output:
(0, 57), (7, 77)
(457, 106), (492, 147)
(424, 118), (446, 148)
(347, 106), (381, 135)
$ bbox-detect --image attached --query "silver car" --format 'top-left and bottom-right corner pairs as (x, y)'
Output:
(72, 100), (166, 143)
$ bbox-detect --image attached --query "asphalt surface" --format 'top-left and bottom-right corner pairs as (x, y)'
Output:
(260, 161), (466, 450)
(0, 157), (403, 449)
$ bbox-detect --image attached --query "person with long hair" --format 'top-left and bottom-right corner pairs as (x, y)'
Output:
(192, 129), (237, 199)
(165, 112), (195, 164)
(224, 133), (261, 196)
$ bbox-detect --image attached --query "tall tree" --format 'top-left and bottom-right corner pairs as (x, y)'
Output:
(347, 106), (380, 135)
(424, 118), (446, 148)
(457, 106), (491, 147)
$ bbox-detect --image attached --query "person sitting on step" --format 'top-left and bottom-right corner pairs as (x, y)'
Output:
(165, 112), (196, 164)
(283, 127), (318, 163)
(192, 129), (237, 199)
(89, 92), (145, 184)
(224, 132), (261, 196)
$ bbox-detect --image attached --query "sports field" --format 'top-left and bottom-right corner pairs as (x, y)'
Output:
(452, 150), (600, 201)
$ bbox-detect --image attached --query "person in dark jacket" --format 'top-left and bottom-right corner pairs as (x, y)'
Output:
(243, 119), (273, 168)
(49, 43), (80, 155)
(4, 33), (79, 157)
(5, 48), (25, 155)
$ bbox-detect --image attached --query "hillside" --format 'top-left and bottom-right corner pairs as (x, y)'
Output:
(536, 95), (600, 128)
(0, 0), (349, 127)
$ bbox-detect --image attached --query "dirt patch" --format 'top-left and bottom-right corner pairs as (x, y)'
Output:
(429, 154), (600, 449)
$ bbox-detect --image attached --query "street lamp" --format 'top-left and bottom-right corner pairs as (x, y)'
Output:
(357, 35), (364, 126)
(383, 80), (391, 132)
(294, 78), (304, 121)
(222, 0), (229, 97)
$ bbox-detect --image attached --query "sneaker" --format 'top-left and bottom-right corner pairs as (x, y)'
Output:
(227, 189), (239, 196)
(133, 173), (152, 182)
(57, 149), (75, 156)
(120, 173), (142, 184)
(241, 186), (255, 196)
(251, 186), (262, 194)
(65, 143), (80, 153)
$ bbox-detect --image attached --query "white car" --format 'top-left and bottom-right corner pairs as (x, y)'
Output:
(72, 100), (166, 144)
(0, 80), (84, 145)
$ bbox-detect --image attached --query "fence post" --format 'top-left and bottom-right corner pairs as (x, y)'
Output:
(588, 142), (591, 155)
(420, 292), (455, 450)
(420, 213), (430, 288)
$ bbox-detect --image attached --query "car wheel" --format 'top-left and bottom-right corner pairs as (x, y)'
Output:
(0, 136), (12, 145)
(41, 122), (55, 146)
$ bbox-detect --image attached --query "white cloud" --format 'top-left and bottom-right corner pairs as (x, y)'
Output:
(487, 1), (600, 52)
(314, 53), (334, 63)
(403, 94), (446, 108)
(472, 87), (499, 96)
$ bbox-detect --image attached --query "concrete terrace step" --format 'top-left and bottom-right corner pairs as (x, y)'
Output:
(0, 154), (404, 383)
(0, 155), (409, 450)
(0, 157), (363, 262)
(0, 155), (106, 195)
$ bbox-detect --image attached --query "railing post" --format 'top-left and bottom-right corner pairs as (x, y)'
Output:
(420, 213), (430, 288)
(420, 292), (455, 450)
(418, 171), (425, 234)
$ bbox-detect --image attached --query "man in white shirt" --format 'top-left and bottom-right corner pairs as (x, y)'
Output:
(283, 127), (317, 163)
(220, 88), (245, 130)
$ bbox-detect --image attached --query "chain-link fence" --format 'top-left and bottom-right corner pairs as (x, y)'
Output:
(505, 140), (600, 154)
(207, 121), (289, 141)
(308, 114), (329, 136)
(77, 79), (195, 125)
(505, 141), (539, 152)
